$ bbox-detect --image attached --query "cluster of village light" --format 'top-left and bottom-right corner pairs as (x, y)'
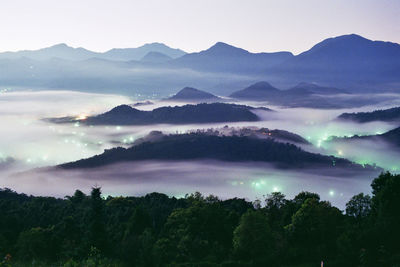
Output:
(21, 121), (135, 166)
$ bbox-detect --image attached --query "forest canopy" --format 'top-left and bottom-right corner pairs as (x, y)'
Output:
(0, 172), (399, 267)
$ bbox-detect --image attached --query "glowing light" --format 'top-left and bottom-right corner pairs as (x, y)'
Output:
(337, 150), (343, 156)
(116, 126), (121, 131)
(273, 186), (279, 192)
(317, 140), (322, 148)
(329, 190), (335, 197)
(76, 114), (87, 120)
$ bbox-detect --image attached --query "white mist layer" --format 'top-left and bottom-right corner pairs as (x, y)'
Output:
(8, 161), (379, 210)
(0, 90), (400, 209)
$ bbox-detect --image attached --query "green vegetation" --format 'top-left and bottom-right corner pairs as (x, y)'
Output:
(0, 172), (399, 266)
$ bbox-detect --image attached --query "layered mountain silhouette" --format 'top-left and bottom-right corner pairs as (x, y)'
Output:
(0, 43), (97, 61)
(230, 82), (281, 99)
(48, 103), (270, 125)
(59, 133), (377, 171)
(0, 34), (399, 95)
(167, 87), (221, 101)
(140, 51), (172, 63)
(102, 43), (186, 61)
(230, 81), (353, 108)
(171, 42), (293, 74)
(275, 34), (400, 89)
(338, 106), (400, 123)
(0, 42), (186, 61)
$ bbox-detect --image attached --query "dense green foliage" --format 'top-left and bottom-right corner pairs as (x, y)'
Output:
(0, 172), (399, 266)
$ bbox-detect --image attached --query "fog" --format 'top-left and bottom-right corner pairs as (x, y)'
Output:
(1, 90), (400, 209)
(7, 161), (379, 209)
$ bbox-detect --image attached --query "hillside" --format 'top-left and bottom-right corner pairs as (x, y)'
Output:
(338, 106), (400, 123)
(331, 127), (400, 148)
(60, 133), (375, 171)
(48, 103), (268, 125)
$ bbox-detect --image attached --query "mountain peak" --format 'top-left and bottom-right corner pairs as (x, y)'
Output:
(47, 43), (73, 50)
(206, 42), (248, 54)
(51, 43), (69, 48)
(140, 51), (172, 63)
(247, 81), (278, 90)
(230, 81), (280, 99)
(169, 87), (220, 101)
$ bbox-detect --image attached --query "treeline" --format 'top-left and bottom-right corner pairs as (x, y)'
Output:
(0, 172), (399, 266)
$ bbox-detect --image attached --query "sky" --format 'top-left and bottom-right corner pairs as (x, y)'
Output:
(0, 0), (399, 54)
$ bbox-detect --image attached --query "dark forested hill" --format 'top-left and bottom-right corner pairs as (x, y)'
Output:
(338, 106), (400, 123)
(49, 103), (267, 125)
(59, 133), (375, 171)
(330, 127), (400, 148)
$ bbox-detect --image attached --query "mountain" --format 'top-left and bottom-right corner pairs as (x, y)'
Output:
(338, 106), (400, 123)
(0, 42), (186, 62)
(140, 51), (172, 63)
(0, 35), (399, 95)
(230, 81), (281, 100)
(229, 81), (353, 108)
(59, 133), (377, 171)
(0, 43), (98, 61)
(276, 34), (400, 88)
(331, 127), (400, 148)
(168, 87), (221, 101)
(48, 103), (269, 125)
(172, 42), (293, 74)
(102, 43), (186, 61)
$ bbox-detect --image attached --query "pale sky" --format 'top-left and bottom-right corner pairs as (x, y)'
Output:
(0, 0), (399, 54)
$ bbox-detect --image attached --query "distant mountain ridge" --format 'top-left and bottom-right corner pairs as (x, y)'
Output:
(0, 42), (186, 61)
(230, 81), (353, 108)
(0, 34), (399, 95)
(140, 51), (172, 63)
(275, 34), (400, 88)
(171, 42), (294, 74)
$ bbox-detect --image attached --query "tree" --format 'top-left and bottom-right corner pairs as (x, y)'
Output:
(368, 172), (400, 265)
(233, 210), (273, 263)
(16, 227), (57, 261)
(88, 187), (107, 254)
(286, 198), (343, 263)
(345, 193), (371, 221)
(293, 191), (320, 205)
